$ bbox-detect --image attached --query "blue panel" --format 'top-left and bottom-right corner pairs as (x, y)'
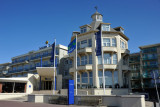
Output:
(68, 80), (74, 105)
(68, 38), (76, 53)
(95, 29), (102, 56)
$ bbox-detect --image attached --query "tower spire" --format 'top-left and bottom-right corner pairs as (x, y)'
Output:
(95, 6), (98, 12)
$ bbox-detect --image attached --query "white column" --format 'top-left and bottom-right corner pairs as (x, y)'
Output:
(12, 82), (15, 93)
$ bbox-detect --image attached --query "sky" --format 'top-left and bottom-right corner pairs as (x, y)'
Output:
(0, 0), (160, 64)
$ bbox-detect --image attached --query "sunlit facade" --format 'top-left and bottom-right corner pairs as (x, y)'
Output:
(69, 11), (130, 89)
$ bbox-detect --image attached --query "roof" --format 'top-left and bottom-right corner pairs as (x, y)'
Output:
(139, 43), (160, 49)
(36, 67), (55, 77)
(91, 11), (103, 18)
(0, 77), (28, 82)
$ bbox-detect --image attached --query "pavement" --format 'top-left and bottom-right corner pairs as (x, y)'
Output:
(0, 101), (92, 107)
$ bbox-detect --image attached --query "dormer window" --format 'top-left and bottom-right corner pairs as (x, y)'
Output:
(120, 28), (124, 34)
(102, 24), (110, 31)
(80, 27), (87, 33)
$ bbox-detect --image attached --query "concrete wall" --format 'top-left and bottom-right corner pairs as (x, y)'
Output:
(28, 94), (145, 107)
(0, 93), (27, 100)
(60, 88), (129, 95)
(57, 75), (62, 90)
(75, 95), (145, 107)
(26, 74), (37, 94)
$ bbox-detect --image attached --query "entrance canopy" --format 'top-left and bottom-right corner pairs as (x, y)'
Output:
(36, 67), (55, 77)
(0, 77), (28, 83)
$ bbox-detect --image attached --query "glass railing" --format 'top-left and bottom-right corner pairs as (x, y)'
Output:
(142, 57), (157, 60)
(142, 74), (152, 78)
(143, 65), (158, 69)
(131, 85), (141, 89)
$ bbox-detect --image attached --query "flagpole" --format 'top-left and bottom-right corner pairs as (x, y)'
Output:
(153, 71), (160, 106)
(53, 39), (56, 95)
(75, 34), (77, 95)
(101, 26), (105, 95)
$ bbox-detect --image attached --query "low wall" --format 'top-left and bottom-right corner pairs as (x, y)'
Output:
(75, 95), (145, 107)
(0, 93), (27, 100)
(60, 89), (88, 95)
(28, 94), (145, 107)
(28, 94), (67, 103)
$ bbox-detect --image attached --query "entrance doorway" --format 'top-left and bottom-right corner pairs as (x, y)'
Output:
(42, 81), (52, 90)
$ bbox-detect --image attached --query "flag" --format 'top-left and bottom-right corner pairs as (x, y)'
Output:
(95, 29), (102, 56)
(50, 42), (55, 63)
(68, 38), (76, 53)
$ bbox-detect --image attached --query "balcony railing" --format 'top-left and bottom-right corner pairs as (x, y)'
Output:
(12, 53), (52, 64)
(143, 65), (158, 69)
(131, 76), (140, 80)
(142, 57), (157, 61)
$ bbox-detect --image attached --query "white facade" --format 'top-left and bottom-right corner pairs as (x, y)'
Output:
(69, 11), (130, 90)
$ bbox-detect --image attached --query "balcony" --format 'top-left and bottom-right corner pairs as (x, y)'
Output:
(121, 49), (130, 54)
(98, 64), (118, 70)
(142, 74), (152, 79)
(69, 64), (92, 73)
(130, 68), (140, 71)
(131, 85), (141, 89)
(122, 65), (129, 70)
(77, 47), (92, 55)
(142, 57), (157, 61)
(143, 65), (158, 69)
(77, 65), (92, 71)
(102, 47), (117, 52)
(69, 67), (74, 74)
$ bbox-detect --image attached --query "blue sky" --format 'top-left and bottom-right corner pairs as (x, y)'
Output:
(0, 0), (160, 63)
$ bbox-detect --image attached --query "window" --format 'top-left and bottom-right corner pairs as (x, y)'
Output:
(114, 71), (118, 85)
(81, 27), (87, 33)
(120, 28), (124, 34)
(113, 54), (117, 64)
(88, 39), (92, 47)
(98, 56), (102, 64)
(36, 62), (40, 67)
(64, 70), (68, 76)
(77, 42), (80, 49)
(56, 48), (59, 55)
(98, 71), (112, 88)
(98, 71), (103, 87)
(77, 74), (80, 83)
(89, 72), (93, 85)
(112, 38), (116, 47)
(13, 67), (16, 71)
(77, 57), (80, 66)
(81, 55), (87, 65)
(105, 71), (112, 86)
(82, 72), (88, 83)
(89, 54), (92, 64)
(102, 24), (110, 31)
(104, 53), (111, 64)
(81, 40), (88, 48)
(120, 40), (126, 49)
(103, 38), (110, 46)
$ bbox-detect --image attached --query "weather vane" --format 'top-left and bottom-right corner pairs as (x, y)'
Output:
(95, 6), (98, 11)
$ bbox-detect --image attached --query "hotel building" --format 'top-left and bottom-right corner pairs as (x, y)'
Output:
(0, 44), (71, 93)
(69, 11), (130, 92)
